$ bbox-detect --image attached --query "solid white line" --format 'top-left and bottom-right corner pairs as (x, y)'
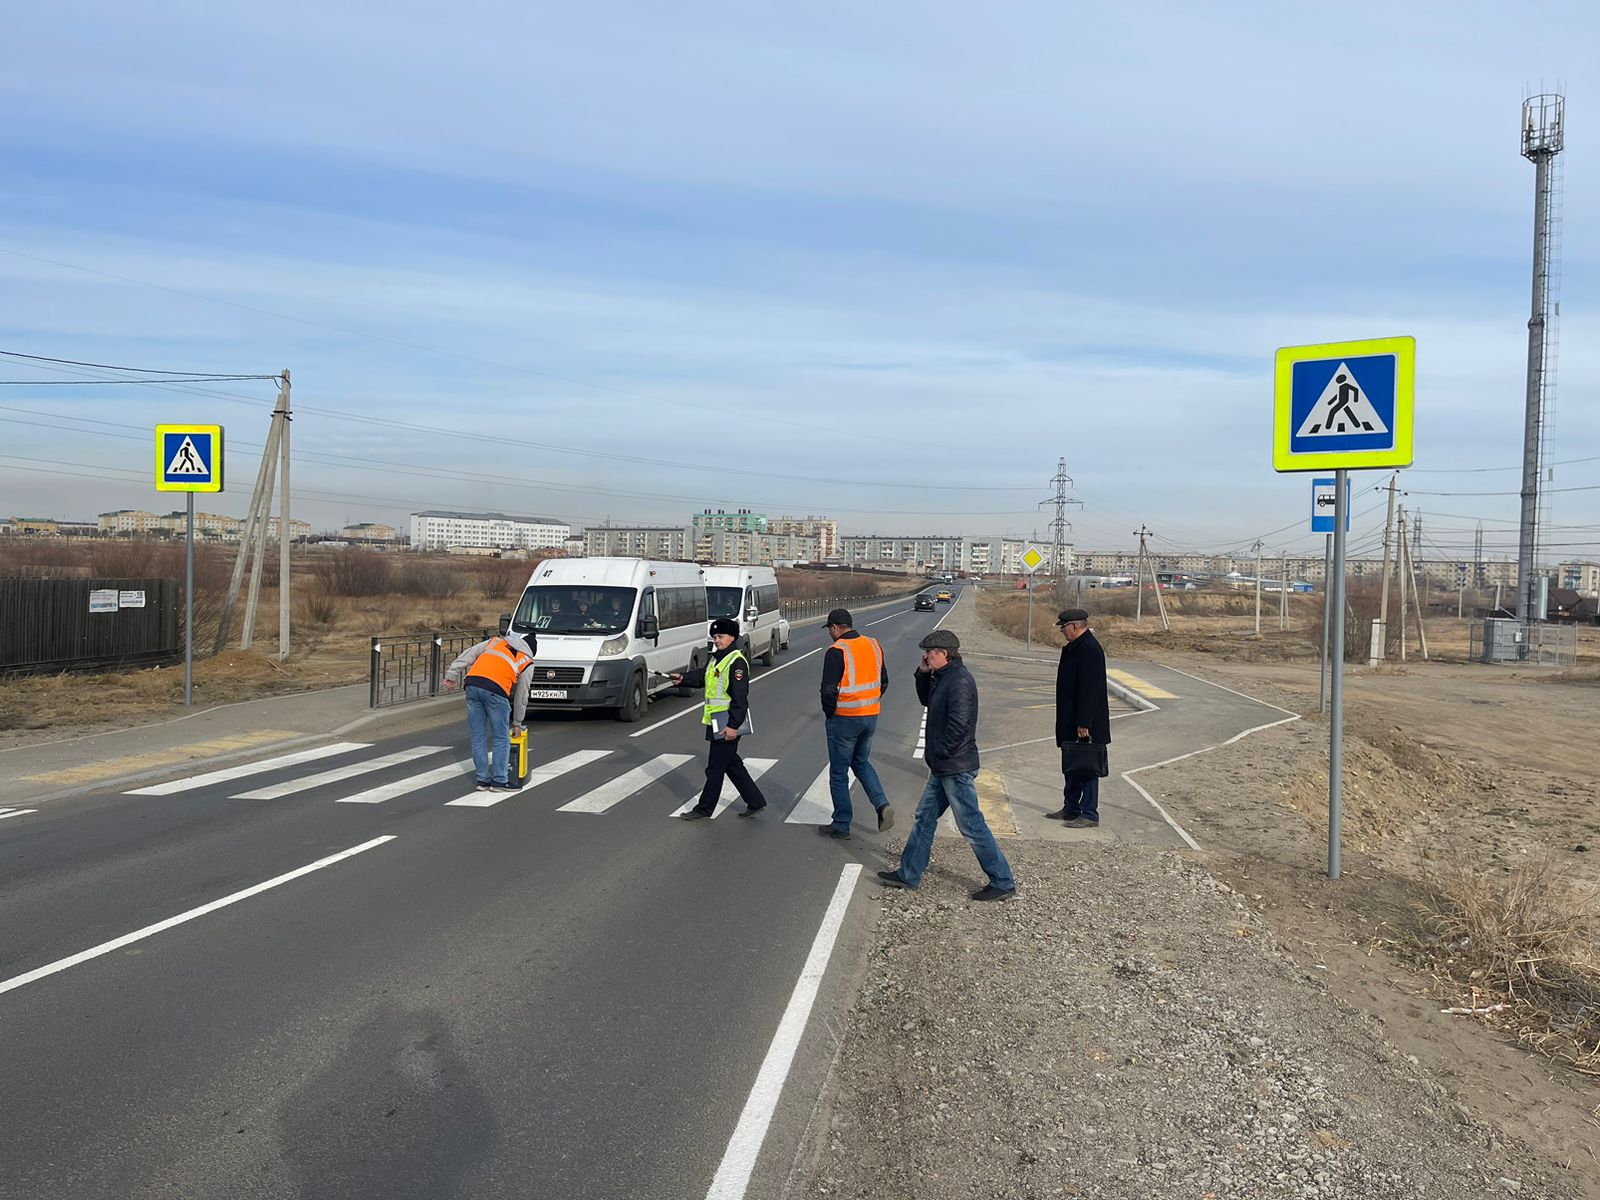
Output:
(1155, 663), (1300, 718)
(784, 765), (837, 825)
(233, 745), (447, 800)
(704, 863), (862, 1200)
(1120, 713), (1303, 852)
(448, 749), (612, 807)
(557, 754), (694, 813)
(668, 758), (779, 818)
(125, 742), (372, 795)
(0, 836), (397, 997)
(0, 808), (37, 821)
(337, 758), (474, 804)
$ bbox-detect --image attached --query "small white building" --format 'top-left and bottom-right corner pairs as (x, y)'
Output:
(410, 510), (570, 553)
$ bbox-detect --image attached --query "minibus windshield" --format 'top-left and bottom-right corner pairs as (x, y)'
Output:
(512, 586), (636, 636)
(706, 587), (743, 620)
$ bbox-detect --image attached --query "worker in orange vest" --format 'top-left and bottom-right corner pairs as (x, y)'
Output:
(817, 608), (892, 839)
(443, 630), (536, 791)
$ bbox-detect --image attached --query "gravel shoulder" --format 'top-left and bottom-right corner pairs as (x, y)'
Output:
(781, 587), (1593, 1200)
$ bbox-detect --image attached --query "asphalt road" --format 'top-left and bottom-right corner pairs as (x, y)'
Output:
(0, 593), (958, 1200)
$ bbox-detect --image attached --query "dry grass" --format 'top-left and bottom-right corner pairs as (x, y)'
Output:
(1416, 851), (1600, 1075)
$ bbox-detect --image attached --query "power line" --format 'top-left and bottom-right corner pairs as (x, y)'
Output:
(0, 349), (281, 378)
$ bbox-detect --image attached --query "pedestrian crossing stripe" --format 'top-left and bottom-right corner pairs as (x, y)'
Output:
(668, 759), (779, 818)
(155, 424), (225, 492)
(1272, 337), (1413, 473)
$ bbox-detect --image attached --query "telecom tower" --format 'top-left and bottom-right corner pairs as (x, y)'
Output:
(1516, 93), (1564, 624)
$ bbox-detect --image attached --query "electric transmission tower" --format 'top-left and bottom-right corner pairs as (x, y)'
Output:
(1043, 457), (1082, 597)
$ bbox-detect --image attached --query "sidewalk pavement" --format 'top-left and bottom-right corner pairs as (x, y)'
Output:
(0, 684), (461, 808)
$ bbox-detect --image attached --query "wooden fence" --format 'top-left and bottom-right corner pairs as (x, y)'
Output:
(0, 577), (180, 675)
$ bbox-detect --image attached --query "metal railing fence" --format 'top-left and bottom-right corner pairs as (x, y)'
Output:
(369, 627), (495, 708)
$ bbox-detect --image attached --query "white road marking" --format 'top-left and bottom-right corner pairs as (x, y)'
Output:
(785, 765), (838, 826)
(124, 742), (372, 796)
(338, 758), (475, 804)
(0, 808), (38, 821)
(669, 758), (779, 818)
(448, 749), (613, 807)
(913, 712), (926, 760)
(557, 754), (694, 813)
(703, 863), (862, 1200)
(1121, 714), (1303, 852)
(233, 746), (447, 800)
(0, 836), (396, 997)
(1156, 663), (1300, 718)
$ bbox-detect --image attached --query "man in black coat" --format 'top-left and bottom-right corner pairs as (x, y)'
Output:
(1051, 608), (1110, 828)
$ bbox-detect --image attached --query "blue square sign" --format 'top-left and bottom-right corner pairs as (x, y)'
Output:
(1310, 477), (1351, 533)
(1288, 354), (1397, 456)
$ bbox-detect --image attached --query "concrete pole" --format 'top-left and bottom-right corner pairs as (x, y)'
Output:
(1517, 141), (1555, 625)
(1254, 540), (1263, 635)
(239, 415), (280, 651)
(1397, 509), (1409, 662)
(278, 369), (292, 660)
(1135, 540), (1144, 625)
(214, 384), (283, 653)
(1279, 553), (1289, 631)
(1328, 468), (1349, 880)
(1375, 472), (1397, 662)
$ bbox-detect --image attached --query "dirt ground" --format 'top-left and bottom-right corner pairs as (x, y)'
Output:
(982, 588), (1600, 1194)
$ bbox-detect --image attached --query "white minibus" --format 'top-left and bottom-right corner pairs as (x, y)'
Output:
(502, 558), (709, 721)
(703, 565), (789, 666)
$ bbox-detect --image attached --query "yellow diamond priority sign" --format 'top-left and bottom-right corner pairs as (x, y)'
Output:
(1021, 546), (1045, 572)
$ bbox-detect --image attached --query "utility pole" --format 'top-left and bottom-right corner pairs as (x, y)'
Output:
(1373, 472), (1398, 664)
(1279, 553), (1289, 632)
(214, 379), (283, 653)
(1134, 526), (1168, 630)
(278, 368), (292, 660)
(1399, 508), (1429, 660)
(1253, 539), (1264, 635)
(1397, 509), (1410, 661)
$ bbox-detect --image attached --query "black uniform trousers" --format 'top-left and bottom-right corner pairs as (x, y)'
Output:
(695, 731), (768, 814)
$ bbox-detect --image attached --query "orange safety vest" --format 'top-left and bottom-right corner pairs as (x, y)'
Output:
(466, 637), (533, 696)
(833, 634), (883, 717)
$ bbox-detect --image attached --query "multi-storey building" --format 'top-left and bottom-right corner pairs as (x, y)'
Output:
(769, 515), (838, 559)
(157, 511), (242, 540)
(342, 522), (397, 543)
(265, 516), (313, 542)
(98, 509), (165, 536)
(585, 524), (693, 560)
(410, 511), (570, 553)
(1558, 561), (1600, 598)
(836, 534), (1051, 576)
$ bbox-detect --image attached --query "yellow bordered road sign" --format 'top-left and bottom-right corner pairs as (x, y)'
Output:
(155, 424), (224, 492)
(1273, 337), (1414, 472)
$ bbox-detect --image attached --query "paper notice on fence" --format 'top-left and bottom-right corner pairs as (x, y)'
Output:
(89, 589), (118, 613)
(118, 590), (146, 608)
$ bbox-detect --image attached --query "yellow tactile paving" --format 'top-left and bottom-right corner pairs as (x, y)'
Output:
(974, 767), (1017, 838)
(1106, 668), (1178, 700)
(22, 729), (302, 784)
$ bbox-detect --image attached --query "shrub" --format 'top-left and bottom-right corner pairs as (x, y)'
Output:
(313, 549), (393, 597)
(399, 559), (465, 599)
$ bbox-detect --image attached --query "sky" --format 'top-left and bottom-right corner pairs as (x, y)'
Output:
(2, 0), (1597, 565)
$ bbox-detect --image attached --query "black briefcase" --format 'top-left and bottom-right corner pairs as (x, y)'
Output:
(1062, 740), (1109, 778)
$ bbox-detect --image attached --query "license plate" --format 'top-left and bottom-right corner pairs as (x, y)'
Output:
(530, 688), (569, 700)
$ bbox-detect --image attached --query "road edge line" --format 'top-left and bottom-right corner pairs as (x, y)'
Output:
(704, 862), (862, 1200)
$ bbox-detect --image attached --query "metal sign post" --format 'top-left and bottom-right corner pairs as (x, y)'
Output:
(1021, 545), (1046, 651)
(1275, 338), (1414, 880)
(1318, 533), (1332, 715)
(155, 424), (225, 707)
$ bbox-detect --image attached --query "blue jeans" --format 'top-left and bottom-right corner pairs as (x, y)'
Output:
(895, 771), (1015, 891)
(465, 687), (512, 784)
(825, 714), (889, 832)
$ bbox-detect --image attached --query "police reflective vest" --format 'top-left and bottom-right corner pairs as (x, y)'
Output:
(466, 637), (533, 697)
(703, 648), (749, 726)
(832, 634), (883, 716)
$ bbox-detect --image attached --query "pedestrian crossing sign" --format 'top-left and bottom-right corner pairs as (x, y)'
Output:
(1273, 337), (1413, 472)
(155, 424), (224, 492)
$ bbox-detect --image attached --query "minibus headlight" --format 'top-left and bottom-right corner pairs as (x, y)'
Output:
(598, 634), (629, 657)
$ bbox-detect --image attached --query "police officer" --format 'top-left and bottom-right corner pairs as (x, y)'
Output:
(671, 617), (768, 819)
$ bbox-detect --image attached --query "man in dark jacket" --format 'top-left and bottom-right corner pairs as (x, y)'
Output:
(1051, 608), (1110, 828)
(878, 630), (1015, 901)
(670, 618), (768, 819)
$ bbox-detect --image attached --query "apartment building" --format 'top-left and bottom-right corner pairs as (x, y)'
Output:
(1558, 561), (1600, 598)
(343, 522), (398, 543)
(768, 515), (838, 559)
(409, 511), (570, 552)
(585, 524), (693, 560)
(98, 509), (166, 536)
(836, 534), (1051, 576)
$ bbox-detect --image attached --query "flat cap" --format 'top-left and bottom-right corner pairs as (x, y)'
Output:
(918, 629), (961, 651)
(1056, 609), (1089, 625)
